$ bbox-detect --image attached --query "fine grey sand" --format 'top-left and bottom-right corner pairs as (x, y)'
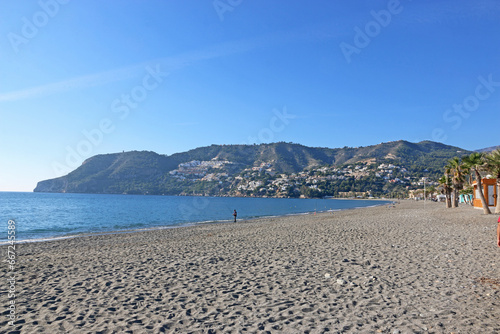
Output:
(2, 200), (499, 333)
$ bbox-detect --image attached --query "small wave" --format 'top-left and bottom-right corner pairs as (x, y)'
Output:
(0, 235), (79, 245)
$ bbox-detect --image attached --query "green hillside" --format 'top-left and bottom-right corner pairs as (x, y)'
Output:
(34, 140), (470, 197)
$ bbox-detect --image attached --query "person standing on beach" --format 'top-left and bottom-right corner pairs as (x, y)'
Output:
(497, 215), (500, 247)
(233, 209), (237, 222)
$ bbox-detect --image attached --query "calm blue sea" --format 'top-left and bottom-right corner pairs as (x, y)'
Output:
(0, 192), (390, 243)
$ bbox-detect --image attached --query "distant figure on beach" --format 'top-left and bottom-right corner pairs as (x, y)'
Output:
(497, 216), (500, 247)
(233, 209), (237, 222)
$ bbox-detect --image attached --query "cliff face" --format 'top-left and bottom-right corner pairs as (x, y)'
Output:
(34, 141), (469, 195)
(34, 177), (68, 193)
(34, 151), (177, 194)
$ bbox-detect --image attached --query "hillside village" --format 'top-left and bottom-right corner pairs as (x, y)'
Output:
(168, 158), (438, 198)
(35, 141), (465, 196)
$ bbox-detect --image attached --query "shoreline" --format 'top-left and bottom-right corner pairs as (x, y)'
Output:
(4, 200), (498, 333)
(2, 199), (392, 245)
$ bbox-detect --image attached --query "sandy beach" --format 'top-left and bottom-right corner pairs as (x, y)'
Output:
(2, 200), (499, 333)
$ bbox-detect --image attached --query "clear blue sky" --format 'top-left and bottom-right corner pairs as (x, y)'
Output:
(1, 0), (499, 192)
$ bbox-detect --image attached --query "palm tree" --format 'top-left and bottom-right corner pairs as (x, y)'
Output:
(464, 152), (491, 214)
(438, 174), (453, 208)
(427, 185), (437, 200)
(485, 149), (500, 213)
(445, 157), (465, 208)
(461, 155), (474, 188)
(460, 158), (474, 206)
(414, 189), (424, 200)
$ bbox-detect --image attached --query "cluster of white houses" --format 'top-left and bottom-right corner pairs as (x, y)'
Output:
(169, 160), (232, 180)
(166, 160), (498, 205)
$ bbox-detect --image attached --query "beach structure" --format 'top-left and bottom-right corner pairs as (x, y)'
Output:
(459, 194), (473, 204)
(436, 194), (447, 202)
(471, 178), (497, 209)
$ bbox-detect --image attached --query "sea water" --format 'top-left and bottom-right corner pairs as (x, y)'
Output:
(0, 192), (390, 243)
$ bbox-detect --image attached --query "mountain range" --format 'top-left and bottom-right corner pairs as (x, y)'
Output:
(475, 145), (500, 153)
(34, 140), (476, 197)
